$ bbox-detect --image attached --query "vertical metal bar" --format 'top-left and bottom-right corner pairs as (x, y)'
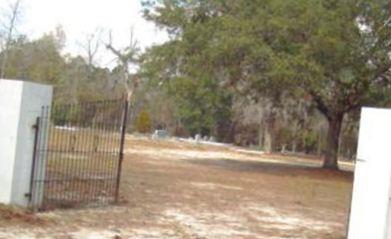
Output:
(64, 103), (76, 205)
(110, 101), (122, 202)
(110, 102), (122, 202)
(100, 101), (111, 204)
(42, 105), (49, 209)
(71, 102), (83, 205)
(81, 102), (89, 204)
(106, 101), (119, 202)
(114, 98), (129, 203)
(101, 100), (113, 204)
(51, 104), (61, 207)
(89, 101), (101, 204)
(26, 117), (40, 204)
(35, 106), (48, 210)
(50, 104), (62, 207)
(79, 102), (90, 204)
(95, 101), (106, 203)
(40, 106), (51, 210)
(35, 107), (45, 209)
(35, 107), (46, 210)
(107, 100), (123, 203)
(73, 101), (84, 205)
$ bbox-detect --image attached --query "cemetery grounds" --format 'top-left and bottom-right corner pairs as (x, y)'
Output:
(0, 135), (353, 239)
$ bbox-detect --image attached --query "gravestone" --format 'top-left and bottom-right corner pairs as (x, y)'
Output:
(152, 129), (169, 139)
(0, 79), (52, 207)
(195, 134), (202, 142)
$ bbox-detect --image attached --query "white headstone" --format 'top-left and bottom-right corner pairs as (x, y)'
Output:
(195, 134), (202, 142)
(0, 79), (52, 207)
(348, 107), (391, 239)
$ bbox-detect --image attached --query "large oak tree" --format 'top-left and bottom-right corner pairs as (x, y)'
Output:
(142, 0), (391, 169)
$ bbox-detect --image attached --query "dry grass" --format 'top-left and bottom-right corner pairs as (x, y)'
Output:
(0, 204), (48, 226)
(0, 135), (353, 239)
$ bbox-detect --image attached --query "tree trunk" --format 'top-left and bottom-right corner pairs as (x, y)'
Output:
(258, 122), (264, 149)
(291, 124), (298, 153)
(264, 126), (273, 153)
(323, 113), (344, 170)
(292, 140), (297, 153)
(263, 115), (275, 153)
(263, 109), (276, 153)
(317, 128), (323, 156)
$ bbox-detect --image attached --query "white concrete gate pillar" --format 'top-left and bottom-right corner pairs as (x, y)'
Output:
(348, 107), (391, 239)
(0, 79), (52, 207)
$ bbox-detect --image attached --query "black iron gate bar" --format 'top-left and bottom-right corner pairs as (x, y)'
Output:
(26, 117), (41, 201)
(29, 98), (129, 210)
(115, 98), (129, 202)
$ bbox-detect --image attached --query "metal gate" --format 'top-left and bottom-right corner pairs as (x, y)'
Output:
(28, 99), (129, 211)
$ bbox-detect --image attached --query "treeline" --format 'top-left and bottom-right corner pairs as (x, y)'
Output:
(135, 68), (360, 160)
(137, 0), (391, 170)
(0, 28), (125, 103)
(1, 0), (391, 170)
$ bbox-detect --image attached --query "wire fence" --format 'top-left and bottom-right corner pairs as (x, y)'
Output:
(28, 99), (129, 211)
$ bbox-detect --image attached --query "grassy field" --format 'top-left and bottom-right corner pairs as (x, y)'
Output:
(0, 135), (353, 239)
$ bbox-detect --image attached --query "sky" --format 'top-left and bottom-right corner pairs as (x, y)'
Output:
(0, 0), (168, 67)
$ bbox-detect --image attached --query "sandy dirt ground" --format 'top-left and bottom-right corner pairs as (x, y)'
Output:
(0, 135), (353, 239)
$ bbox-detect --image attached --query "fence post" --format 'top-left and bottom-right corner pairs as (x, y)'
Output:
(115, 98), (129, 203)
(0, 80), (52, 208)
(26, 117), (40, 203)
(347, 107), (391, 239)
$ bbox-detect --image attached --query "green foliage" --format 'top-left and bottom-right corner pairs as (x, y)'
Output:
(302, 131), (318, 153)
(170, 76), (233, 137)
(142, 0), (391, 167)
(135, 110), (152, 133)
(51, 107), (69, 126)
(143, 0), (391, 114)
(140, 5), (236, 140)
(51, 105), (83, 126)
(141, 50), (234, 139)
(0, 32), (123, 104)
(0, 1), (388, 167)
(3, 34), (66, 85)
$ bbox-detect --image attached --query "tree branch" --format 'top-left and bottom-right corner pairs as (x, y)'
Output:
(309, 90), (331, 119)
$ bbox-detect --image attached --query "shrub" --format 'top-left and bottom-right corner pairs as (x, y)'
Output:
(135, 110), (152, 133)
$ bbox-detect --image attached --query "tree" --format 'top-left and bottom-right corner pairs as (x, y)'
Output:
(141, 48), (234, 139)
(104, 29), (140, 101)
(140, 24), (235, 140)
(78, 28), (103, 80)
(170, 76), (233, 139)
(4, 33), (66, 86)
(142, 0), (391, 170)
(284, 0), (391, 169)
(0, 0), (23, 78)
(135, 110), (152, 133)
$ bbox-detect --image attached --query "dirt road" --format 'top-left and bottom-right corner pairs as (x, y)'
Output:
(0, 136), (353, 239)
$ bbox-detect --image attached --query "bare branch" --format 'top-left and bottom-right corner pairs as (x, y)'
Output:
(103, 31), (123, 60)
(103, 28), (140, 100)
(78, 28), (103, 67)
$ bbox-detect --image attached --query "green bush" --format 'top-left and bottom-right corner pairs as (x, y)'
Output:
(135, 110), (152, 133)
